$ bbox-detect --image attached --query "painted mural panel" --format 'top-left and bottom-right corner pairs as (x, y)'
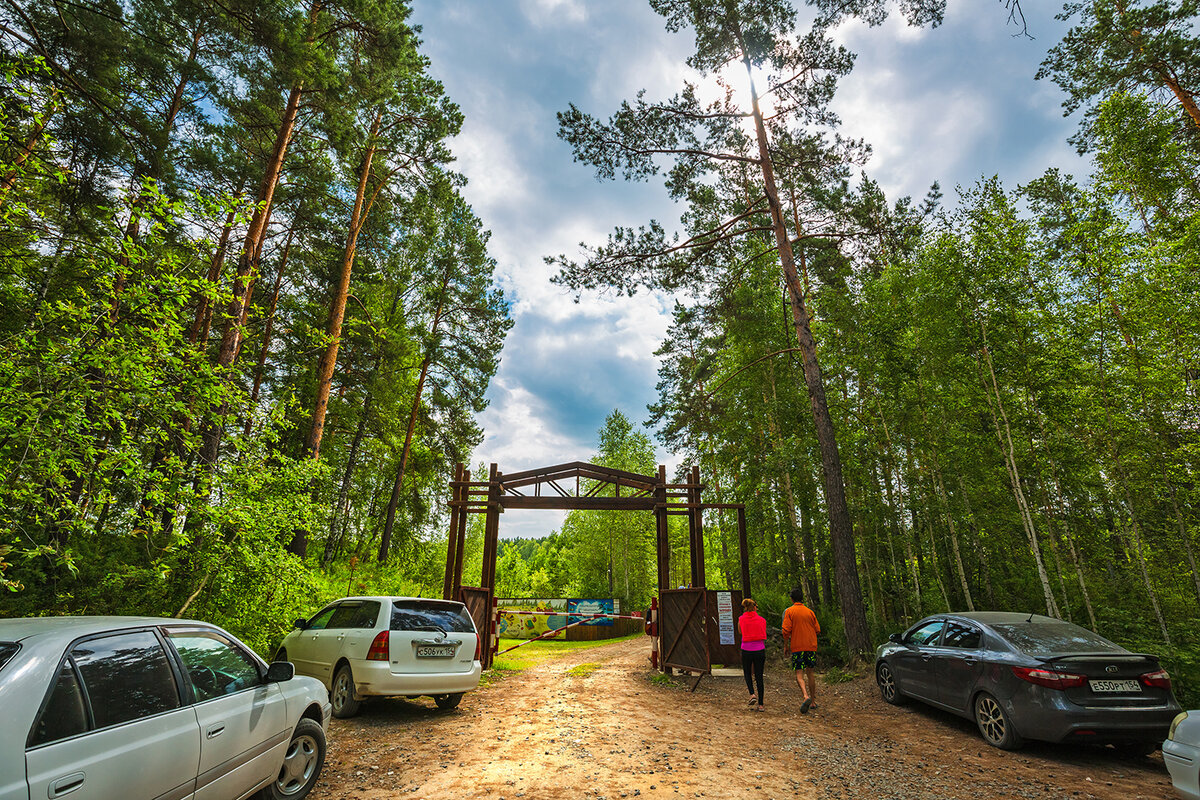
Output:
(496, 598), (567, 639)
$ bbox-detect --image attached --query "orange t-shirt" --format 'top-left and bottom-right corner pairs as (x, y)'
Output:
(782, 602), (820, 652)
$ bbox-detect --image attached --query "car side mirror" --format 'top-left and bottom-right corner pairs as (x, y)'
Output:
(265, 661), (295, 682)
(293, 618), (309, 630)
(888, 632), (903, 644)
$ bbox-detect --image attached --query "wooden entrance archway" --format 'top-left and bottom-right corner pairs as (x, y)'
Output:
(441, 461), (750, 670)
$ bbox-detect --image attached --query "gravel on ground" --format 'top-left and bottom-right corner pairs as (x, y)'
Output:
(307, 637), (1177, 800)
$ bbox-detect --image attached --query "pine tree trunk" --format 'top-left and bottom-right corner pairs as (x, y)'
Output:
(0, 88), (58, 202)
(197, 79), (303, 475)
(737, 26), (869, 654)
(290, 108), (382, 559)
(245, 228), (293, 436)
(378, 281), (448, 562)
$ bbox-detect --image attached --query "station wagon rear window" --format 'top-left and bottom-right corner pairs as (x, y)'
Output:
(390, 600), (476, 633)
(0, 642), (18, 671)
(992, 621), (1125, 656)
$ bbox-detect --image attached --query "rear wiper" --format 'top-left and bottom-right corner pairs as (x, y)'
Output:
(413, 625), (448, 635)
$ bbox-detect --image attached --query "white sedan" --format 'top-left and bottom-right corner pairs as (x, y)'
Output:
(0, 616), (331, 800)
(1166, 710), (1200, 799)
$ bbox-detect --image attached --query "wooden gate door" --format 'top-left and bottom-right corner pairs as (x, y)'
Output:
(659, 588), (709, 676)
(459, 586), (494, 669)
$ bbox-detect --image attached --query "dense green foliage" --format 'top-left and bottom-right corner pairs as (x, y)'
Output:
(2, 0), (1198, 707)
(544, 0), (1200, 697)
(0, 0), (509, 653)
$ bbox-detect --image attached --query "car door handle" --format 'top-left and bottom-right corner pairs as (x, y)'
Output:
(920, 653), (933, 661)
(49, 773), (85, 798)
(206, 724), (225, 739)
(963, 656), (977, 665)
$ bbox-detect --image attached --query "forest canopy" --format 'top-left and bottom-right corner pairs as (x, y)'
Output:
(0, 0), (1198, 704)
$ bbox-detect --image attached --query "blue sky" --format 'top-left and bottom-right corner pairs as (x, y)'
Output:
(410, 0), (1087, 538)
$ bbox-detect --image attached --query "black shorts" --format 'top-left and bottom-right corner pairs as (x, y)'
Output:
(790, 651), (816, 670)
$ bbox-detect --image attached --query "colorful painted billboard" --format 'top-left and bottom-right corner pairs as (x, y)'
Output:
(496, 598), (568, 639)
(568, 598), (616, 626)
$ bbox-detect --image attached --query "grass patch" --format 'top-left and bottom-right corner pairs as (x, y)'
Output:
(566, 663), (600, 677)
(823, 665), (860, 684)
(649, 673), (682, 688)
(485, 633), (642, 682)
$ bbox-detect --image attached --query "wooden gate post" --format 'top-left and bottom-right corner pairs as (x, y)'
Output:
(655, 464), (669, 594)
(442, 462), (463, 600)
(480, 463), (500, 590)
(689, 465), (705, 588)
(452, 467), (469, 601)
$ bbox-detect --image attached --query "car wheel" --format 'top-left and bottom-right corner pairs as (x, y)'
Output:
(877, 663), (905, 705)
(434, 693), (463, 710)
(330, 665), (361, 718)
(259, 718), (325, 800)
(974, 692), (1024, 750)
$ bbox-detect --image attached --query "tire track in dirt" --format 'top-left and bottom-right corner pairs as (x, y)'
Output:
(308, 637), (1177, 800)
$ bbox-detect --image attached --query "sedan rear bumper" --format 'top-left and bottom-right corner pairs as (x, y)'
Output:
(1008, 692), (1180, 743)
(350, 659), (482, 698)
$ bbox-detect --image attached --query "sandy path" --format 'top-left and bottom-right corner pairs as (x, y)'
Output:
(307, 637), (1177, 800)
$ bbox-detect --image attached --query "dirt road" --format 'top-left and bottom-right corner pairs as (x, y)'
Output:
(308, 637), (1177, 800)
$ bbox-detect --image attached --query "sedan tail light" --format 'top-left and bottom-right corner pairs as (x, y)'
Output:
(366, 631), (389, 661)
(1012, 666), (1088, 689)
(1140, 669), (1171, 690)
(475, 636), (481, 662)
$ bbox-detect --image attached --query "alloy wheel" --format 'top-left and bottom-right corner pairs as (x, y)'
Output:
(878, 664), (897, 703)
(976, 695), (1007, 745)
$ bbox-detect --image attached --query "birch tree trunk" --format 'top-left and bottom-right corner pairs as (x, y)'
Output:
(979, 323), (1060, 617)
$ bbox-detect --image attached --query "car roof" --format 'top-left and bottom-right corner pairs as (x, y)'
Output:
(949, 612), (1064, 626)
(338, 596), (464, 604)
(0, 616), (211, 643)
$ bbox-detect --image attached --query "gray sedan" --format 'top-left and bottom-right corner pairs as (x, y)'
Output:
(0, 616), (332, 800)
(875, 612), (1181, 751)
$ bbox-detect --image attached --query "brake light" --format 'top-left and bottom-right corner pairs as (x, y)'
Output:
(1012, 666), (1087, 689)
(474, 636), (481, 662)
(1140, 669), (1171, 690)
(367, 630), (389, 661)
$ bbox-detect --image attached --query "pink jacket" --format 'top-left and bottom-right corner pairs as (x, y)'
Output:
(739, 611), (767, 650)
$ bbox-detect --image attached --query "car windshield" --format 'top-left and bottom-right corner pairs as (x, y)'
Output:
(390, 600), (475, 633)
(0, 642), (18, 671)
(991, 621), (1125, 656)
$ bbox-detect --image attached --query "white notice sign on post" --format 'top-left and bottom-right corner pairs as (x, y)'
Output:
(717, 591), (735, 646)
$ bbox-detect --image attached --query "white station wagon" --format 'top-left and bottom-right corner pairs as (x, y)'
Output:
(0, 616), (331, 800)
(277, 596), (482, 718)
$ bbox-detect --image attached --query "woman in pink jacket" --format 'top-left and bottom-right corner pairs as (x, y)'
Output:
(738, 597), (767, 711)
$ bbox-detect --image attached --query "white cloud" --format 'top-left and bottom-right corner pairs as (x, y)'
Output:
(476, 378), (577, 469)
(518, 0), (589, 27)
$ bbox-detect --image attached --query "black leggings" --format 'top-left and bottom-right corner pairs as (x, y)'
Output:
(741, 649), (765, 701)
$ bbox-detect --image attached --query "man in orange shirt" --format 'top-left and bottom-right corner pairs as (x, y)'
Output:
(781, 587), (820, 713)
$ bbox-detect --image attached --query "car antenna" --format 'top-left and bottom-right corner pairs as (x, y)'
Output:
(1026, 611), (1035, 623)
